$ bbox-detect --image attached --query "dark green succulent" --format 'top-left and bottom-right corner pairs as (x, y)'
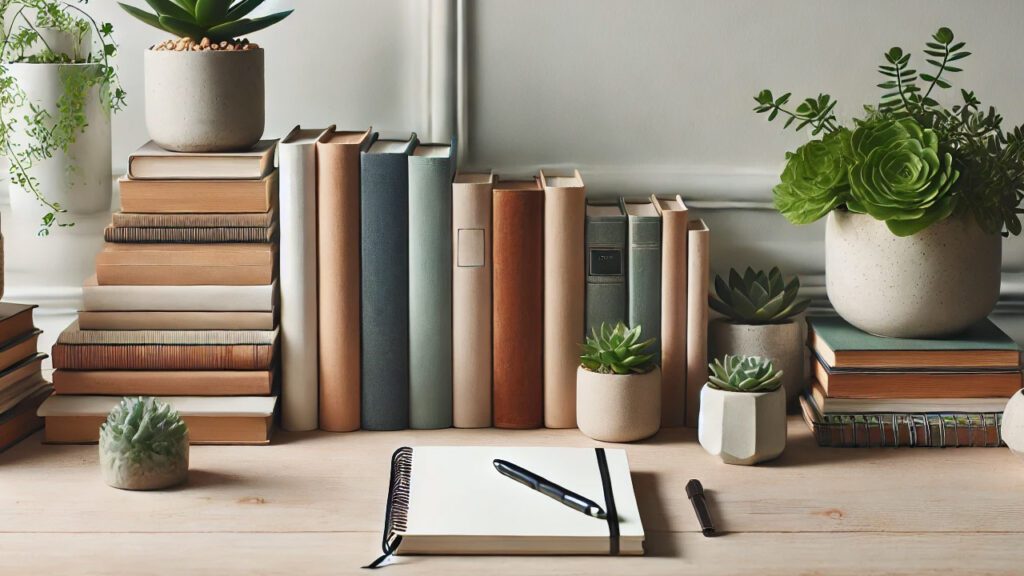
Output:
(708, 355), (783, 393)
(119, 0), (293, 42)
(709, 267), (810, 324)
(773, 128), (853, 225)
(580, 322), (657, 375)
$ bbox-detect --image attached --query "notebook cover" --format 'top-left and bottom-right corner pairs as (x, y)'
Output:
(684, 220), (710, 428)
(316, 129), (372, 432)
(584, 200), (627, 336)
(119, 172), (278, 213)
(82, 276), (276, 312)
(408, 141), (456, 429)
(52, 370), (274, 396)
(360, 135), (418, 430)
(621, 198), (662, 363)
(452, 173), (494, 428)
(493, 180), (545, 429)
(654, 195), (689, 427)
(127, 139), (277, 180)
(541, 170), (586, 429)
(104, 224), (275, 244)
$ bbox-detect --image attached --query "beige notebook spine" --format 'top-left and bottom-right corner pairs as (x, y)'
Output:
(541, 170), (585, 429)
(685, 219), (710, 428)
(316, 130), (370, 432)
(654, 195), (689, 427)
(452, 173), (494, 428)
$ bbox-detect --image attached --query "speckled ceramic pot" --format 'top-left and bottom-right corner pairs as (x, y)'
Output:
(577, 366), (661, 442)
(1001, 390), (1024, 461)
(708, 318), (807, 404)
(698, 384), (786, 465)
(826, 211), (1001, 338)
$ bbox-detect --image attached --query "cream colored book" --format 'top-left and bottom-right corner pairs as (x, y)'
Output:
(370, 446), (644, 563)
(654, 195), (689, 428)
(82, 275), (276, 312)
(77, 311), (274, 330)
(685, 219), (710, 428)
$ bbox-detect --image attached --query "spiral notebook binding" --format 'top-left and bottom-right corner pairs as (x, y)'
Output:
(364, 446), (413, 569)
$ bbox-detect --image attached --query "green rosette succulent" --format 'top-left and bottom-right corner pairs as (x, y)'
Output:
(580, 322), (657, 375)
(846, 117), (959, 236)
(707, 355), (783, 393)
(773, 128), (852, 225)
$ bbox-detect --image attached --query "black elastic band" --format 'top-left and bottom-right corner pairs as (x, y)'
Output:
(363, 535), (402, 569)
(595, 448), (620, 556)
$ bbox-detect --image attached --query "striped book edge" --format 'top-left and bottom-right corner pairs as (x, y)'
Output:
(57, 321), (278, 346)
(51, 345), (275, 371)
(104, 223), (276, 244)
(112, 211), (276, 228)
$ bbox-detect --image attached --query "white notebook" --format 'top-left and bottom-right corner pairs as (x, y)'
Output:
(371, 446), (645, 564)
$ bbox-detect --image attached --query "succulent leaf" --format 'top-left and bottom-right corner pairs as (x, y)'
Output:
(708, 266), (810, 324)
(580, 322), (658, 375)
(707, 355), (783, 393)
(120, 0), (291, 41)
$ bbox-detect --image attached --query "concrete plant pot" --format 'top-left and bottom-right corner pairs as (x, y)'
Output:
(99, 432), (189, 491)
(826, 210), (1001, 338)
(708, 318), (806, 404)
(577, 366), (661, 442)
(144, 48), (265, 152)
(1001, 389), (1024, 461)
(699, 384), (786, 465)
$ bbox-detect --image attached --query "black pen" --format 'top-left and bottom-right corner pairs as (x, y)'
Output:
(686, 479), (717, 537)
(493, 459), (607, 519)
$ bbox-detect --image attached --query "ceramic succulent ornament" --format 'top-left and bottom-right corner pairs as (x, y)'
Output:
(99, 397), (189, 490)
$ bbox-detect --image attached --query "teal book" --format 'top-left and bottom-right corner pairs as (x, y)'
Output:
(621, 197), (662, 361)
(808, 315), (1020, 370)
(584, 200), (627, 336)
(408, 139), (456, 430)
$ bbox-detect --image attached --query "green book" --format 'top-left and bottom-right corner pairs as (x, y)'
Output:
(808, 315), (1020, 370)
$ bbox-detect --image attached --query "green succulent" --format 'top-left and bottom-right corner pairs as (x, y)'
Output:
(99, 397), (188, 468)
(708, 355), (783, 393)
(118, 0), (293, 43)
(709, 267), (810, 324)
(580, 322), (657, 375)
(773, 128), (853, 225)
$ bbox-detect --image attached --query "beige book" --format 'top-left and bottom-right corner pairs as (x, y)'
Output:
(95, 243), (276, 286)
(77, 311), (274, 330)
(119, 172), (278, 214)
(127, 140), (277, 180)
(38, 395), (277, 445)
(316, 129), (372, 432)
(653, 195), (689, 427)
(451, 172), (495, 428)
(52, 370), (273, 396)
(540, 170), (585, 429)
(685, 219), (710, 428)
(82, 275), (276, 312)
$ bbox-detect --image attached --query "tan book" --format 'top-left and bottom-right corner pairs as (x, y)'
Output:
(685, 219), (710, 428)
(112, 211), (275, 228)
(119, 171), (278, 214)
(452, 172), (494, 428)
(654, 195), (689, 427)
(127, 140), (277, 180)
(52, 370), (273, 396)
(812, 357), (1023, 399)
(95, 243), (276, 286)
(316, 129), (372, 432)
(0, 330), (41, 374)
(0, 303), (36, 347)
(38, 395), (277, 445)
(540, 170), (585, 429)
(104, 223), (275, 244)
(77, 311), (274, 330)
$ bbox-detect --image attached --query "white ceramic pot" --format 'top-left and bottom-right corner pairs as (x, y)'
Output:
(826, 210), (1001, 338)
(698, 384), (786, 465)
(7, 63), (112, 216)
(145, 48), (265, 152)
(99, 432), (190, 491)
(708, 318), (806, 404)
(1001, 389), (1024, 460)
(577, 366), (661, 442)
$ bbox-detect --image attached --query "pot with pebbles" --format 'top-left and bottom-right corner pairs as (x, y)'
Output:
(119, 0), (293, 152)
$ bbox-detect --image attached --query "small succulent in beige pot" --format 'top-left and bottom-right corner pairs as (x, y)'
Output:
(699, 355), (786, 465)
(99, 397), (189, 490)
(709, 266), (810, 404)
(577, 322), (660, 443)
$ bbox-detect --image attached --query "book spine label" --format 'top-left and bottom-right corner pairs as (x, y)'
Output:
(543, 184), (585, 429)
(493, 188), (544, 429)
(452, 180), (493, 428)
(626, 213), (662, 362)
(685, 221), (710, 428)
(82, 283), (275, 312)
(585, 216), (627, 336)
(51, 344), (274, 371)
(316, 140), (363, 432)
(408, 156), (454, 429)
(278, 140), (319, 431)
(659, 208), (689, 427)
(360, 151), (412, 430)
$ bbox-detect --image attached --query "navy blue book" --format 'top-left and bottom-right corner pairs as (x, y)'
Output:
(360, 134), (419, 430)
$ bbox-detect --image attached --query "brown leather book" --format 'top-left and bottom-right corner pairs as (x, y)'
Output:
(0, 386), (50, 453)
(0, 303), (36, 348)
(0, 330), (41, 374)
(492, 179), (545, 429)
(654, 195), (689, 427)
(316, 129), (372, 432)
(52, 370), (274, 396)
(119, 171), (278, 213)
(540, 170), (585, 429)
(685, 219), (710, 428)
(95, 243), (276, 286)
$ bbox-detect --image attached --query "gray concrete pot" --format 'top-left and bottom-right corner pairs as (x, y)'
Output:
(708, 318), (806, 404)
(577, 366), (661, 442)
(826, 211), (1001, 338)
(144, 48), (264, 152)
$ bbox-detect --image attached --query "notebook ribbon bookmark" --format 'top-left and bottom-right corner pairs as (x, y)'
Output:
(595, 448), (620, 556)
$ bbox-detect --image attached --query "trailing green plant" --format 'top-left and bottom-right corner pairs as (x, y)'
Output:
(0, 0), (125, 235)
(754, 27), (1024, 237)
(99, 397), (188, 467)
(580, 322), (657, 375)
(709, 266), (810, 324)
(118, 0), (293, 43)
(707, 355), (783, 393)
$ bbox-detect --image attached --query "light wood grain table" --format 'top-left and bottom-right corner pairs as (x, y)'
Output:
(1, 416), (1021, 575)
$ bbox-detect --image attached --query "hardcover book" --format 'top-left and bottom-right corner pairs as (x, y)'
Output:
(0, 355), (47, 413)
(119, 172), (278, 214)
(77, 310), (275, 331)
(112, 211), (275, 229)
(0, 385), (51, 453)
(0, 330), (42, 374)
(128, 140), (277, 180)
(360, 134), (418, 430)
(0, 303), (37, 346)
(621, 198), (662, 362)
(809, 380), (1012, 413)
(585, 200), (627, 335)
(103, 223), (275, 244)
(82, 276), (277, 312)
(685, 219), (710, 428)
(52, 370), (274, 396)
(812, 356), (1023, 399)
(95, 243), (276, 286)
(654, 195), (689, 427)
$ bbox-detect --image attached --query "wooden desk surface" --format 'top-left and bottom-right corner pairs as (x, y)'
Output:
(1, 416), (1021, 575)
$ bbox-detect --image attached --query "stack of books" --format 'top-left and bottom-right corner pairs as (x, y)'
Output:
(801, 316), (1020, 447)
(37, 141), (280, 445)
(0, 303), (51, 452)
